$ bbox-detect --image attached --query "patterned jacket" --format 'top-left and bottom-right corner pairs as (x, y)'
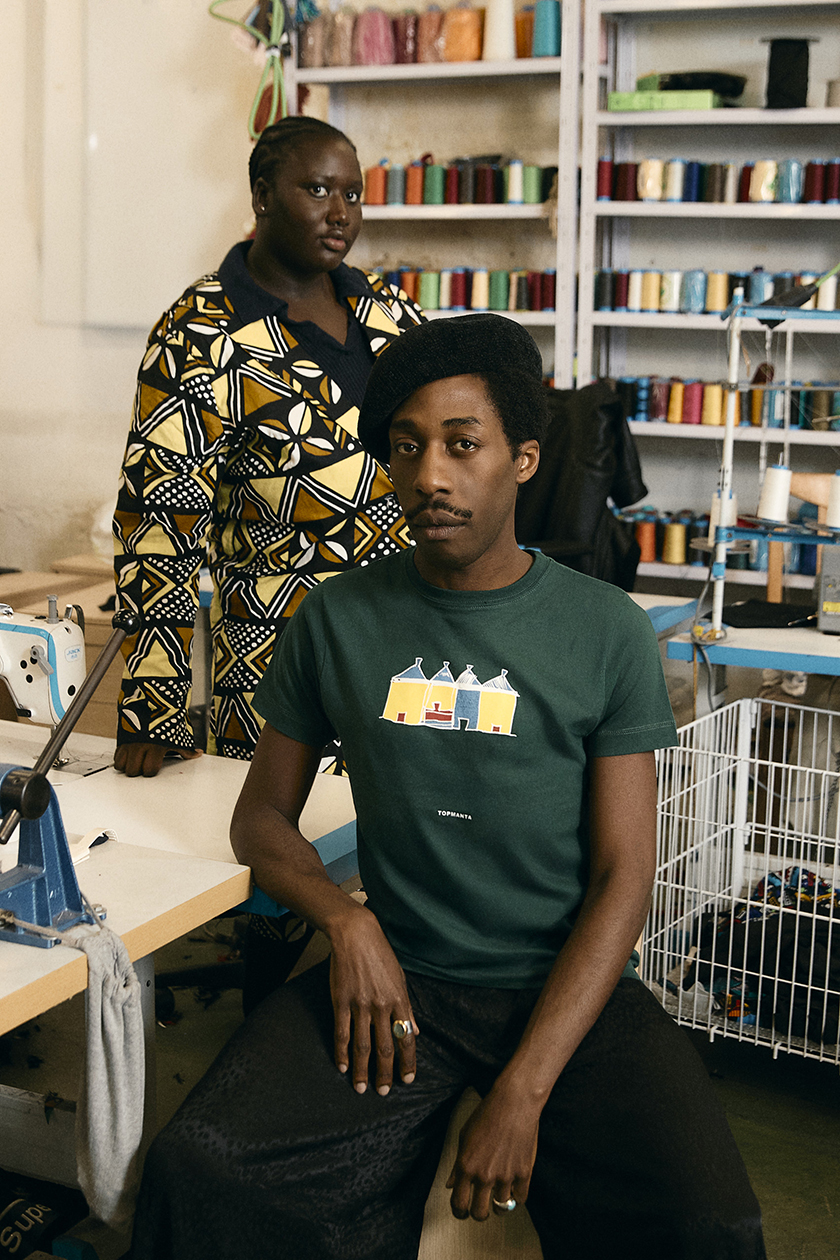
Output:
(114, 250), (423, 758)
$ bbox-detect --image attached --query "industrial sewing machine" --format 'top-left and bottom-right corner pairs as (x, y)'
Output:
(0, 599), (138, 947)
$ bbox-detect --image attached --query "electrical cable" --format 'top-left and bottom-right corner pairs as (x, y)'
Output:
(209, 0), (293, 138)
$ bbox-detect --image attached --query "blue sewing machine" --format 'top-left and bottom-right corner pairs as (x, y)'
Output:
(0, 600), (139, 947)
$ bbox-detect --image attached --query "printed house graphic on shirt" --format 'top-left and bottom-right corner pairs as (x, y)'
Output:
(381, 658), (518, 736)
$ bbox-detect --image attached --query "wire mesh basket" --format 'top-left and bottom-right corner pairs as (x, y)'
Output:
(643, 698), (840, 1065)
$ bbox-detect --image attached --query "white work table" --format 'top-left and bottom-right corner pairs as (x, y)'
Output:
(666, 623), (840, 676)
(0, 722), (355, 1036)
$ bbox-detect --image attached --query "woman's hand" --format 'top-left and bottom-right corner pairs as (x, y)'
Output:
(328, 907), (418, 1096)
(114, 742), (201, 777)
(446, 1083), (540, 1221)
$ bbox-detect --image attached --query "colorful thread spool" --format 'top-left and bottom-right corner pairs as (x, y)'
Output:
(777, 158), (803, 203)
(541, 270), (556, 310)
(489, 269), (509, 310)
(666, 380), (685, 424)
(705, 272), (729, 313)
(364, 164), (387, 205)
(701, 382), (724, 426)
(418, 270), (441, 310)
(522, 165), (542, 203)
(757, 464), (791, 523)
(825, 158), (840, 204)
(738, 164), (753, 202)
(405, 163), (425, 204)
(387, 164), (406, 204)
(595, 269), (615, 310)
(597, 158), (614, 200)
(423, 164), (446, 205)
(444, 166), (460, 205)
(449, 268), (468, 310)
(627, 271), (644, 312)
(470, 268), (490, 310)
(641, 270), (661, 312)
(662, 522), (687, 565)
(683, 161), (701, 202)
(506, 160), (524, 204)
(804, 160), (826, 203)
(703, 164), (726, 203)
(682, 380), (704, 425)
(659, 270), (682, 312)
(680, 270), (707, 314)
(663, 159), (686, 202)
(723, 163), (739, 203)
(817, 274), (839, 310)
(614, 163), (637, 201)
(637, 159), (664, 201)
(613, 270), (629, 311)
(636, 519), (656, 563)
(649, 378), (670, 422)
(749, 160), (777, 202)
(439, 269), (453, 309)
(532, 0), (560, 56)
(476, 165), (497, 204)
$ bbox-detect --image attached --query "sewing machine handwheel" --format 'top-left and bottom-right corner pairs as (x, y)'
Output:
(0, 768), (51, 821)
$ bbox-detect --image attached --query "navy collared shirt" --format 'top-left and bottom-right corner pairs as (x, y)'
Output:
(217, 241), (376, 410)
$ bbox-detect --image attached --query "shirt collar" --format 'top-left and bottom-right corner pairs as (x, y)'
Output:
(217, 240), (370, 329)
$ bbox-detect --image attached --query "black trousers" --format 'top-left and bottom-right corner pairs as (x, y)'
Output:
(131, 963), (765, 1260)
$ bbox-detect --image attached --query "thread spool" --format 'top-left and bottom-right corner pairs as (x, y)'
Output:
(709, 489), (738, 535)
(522, 165), (542, 203)
(405, 163), (425, 204)
(423, 164), (446, 205)
(449, 268), (467, 310)
(804, 160), (826, 203)
(660, 270), (682, 312)
(664, 159), (686, 202)
(418, 270), (441, 310)
(680, 270), (707, 314)
(723, 163), (739, 203)
(470, 268), (490, 310)
(514, 6), (534, 56)
(439, 269), (453, 309)
(812, 388), (832, 429)
(394, 11), (418, 62)
(826, 159), (840, 204)
(445, 165), (460, 204)
(662, 522), (687, 565)
(476, 165), (496, 204)
(649, 378), (670, 422)
(703, 163), (726, 203)
(826, 471), (840, 529)
(482, 0), (516, 60)
(636, 519), (656, 563)
(508, 270), (523, 311)
(527, 271), (542, 310)
(364, 164), (387, 205)
(597, 158), (614, 200)
(749, 268), (774, 304)
(683, 161), (701, 202)
(532, 0), (561, 56)
(705, 272), (729, 313)
(637, 159), (664, 201)
(738, 164), (753, 202)
(541, 270), (556, 310)
(667, 379), (685, 424)
(506, 159), (524, 204)
(458, 162), (476, 204)
(595, 269), (615, 310)
(400, 270), (419, 303)
(682, 380), (704, 425)
(488, 269), (509, 310)
(387, 164), (406, 204)
(627, 271), (644, 312)
(514, 272), (530, 310)
(817, 274), (839, 310)
(776, 158), (803, 203)
(614, 163), (637, 201)
(747, 160), (776, 203)
(613, 270), (629, 311)
(701, 382), (724, 426)
(757, 464), (791, 523)
(798, 272), (818, 310)
(641, 270), (661, 312)
(634, 377), (650, 422)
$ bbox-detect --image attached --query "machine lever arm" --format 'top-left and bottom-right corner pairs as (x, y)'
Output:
(0, 609), (141, 844)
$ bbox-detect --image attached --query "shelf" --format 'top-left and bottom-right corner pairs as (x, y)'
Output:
(637, 560), (814, 588)
(362, 204), (549, 221)
(595, 0), (839, 14)
(295, 57), (563, 85)
(598, 107), (840, 126)
(593, 313), (840, 333)
(594, 202), (840, 220)
(630, 422), (840, 445)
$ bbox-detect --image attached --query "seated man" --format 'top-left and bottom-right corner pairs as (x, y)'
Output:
(130, 316), (766, 1260)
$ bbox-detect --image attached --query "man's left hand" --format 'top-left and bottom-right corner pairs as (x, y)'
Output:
(445, 1085), (539, 1221)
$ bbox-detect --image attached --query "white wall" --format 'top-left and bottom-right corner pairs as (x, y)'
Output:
(0, 0), (256, 572)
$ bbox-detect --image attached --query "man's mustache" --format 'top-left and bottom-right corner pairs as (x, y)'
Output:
(405, 499), (473, 522)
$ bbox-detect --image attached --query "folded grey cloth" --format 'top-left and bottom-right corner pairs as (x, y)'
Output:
(63, 920), (145, 1228)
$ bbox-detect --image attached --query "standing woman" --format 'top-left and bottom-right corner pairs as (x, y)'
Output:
(114, 116), (422, 774)
(112, 117), (423, 1003)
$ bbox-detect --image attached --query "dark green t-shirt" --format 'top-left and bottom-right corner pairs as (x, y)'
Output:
(253, 550), (677, 987)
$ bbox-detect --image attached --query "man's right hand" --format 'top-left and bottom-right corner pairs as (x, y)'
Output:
(328, 906), (418, 1097)
(113, 742), (202, 778)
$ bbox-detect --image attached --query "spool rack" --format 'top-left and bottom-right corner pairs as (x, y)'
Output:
(709, 302), (840, 635)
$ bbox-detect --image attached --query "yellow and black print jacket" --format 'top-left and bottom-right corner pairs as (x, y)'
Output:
(114, 249), (423, 758)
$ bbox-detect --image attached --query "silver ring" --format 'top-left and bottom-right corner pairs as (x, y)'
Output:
(492, 1197), (517, 1212)
(391, 1019), (413, 1040)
